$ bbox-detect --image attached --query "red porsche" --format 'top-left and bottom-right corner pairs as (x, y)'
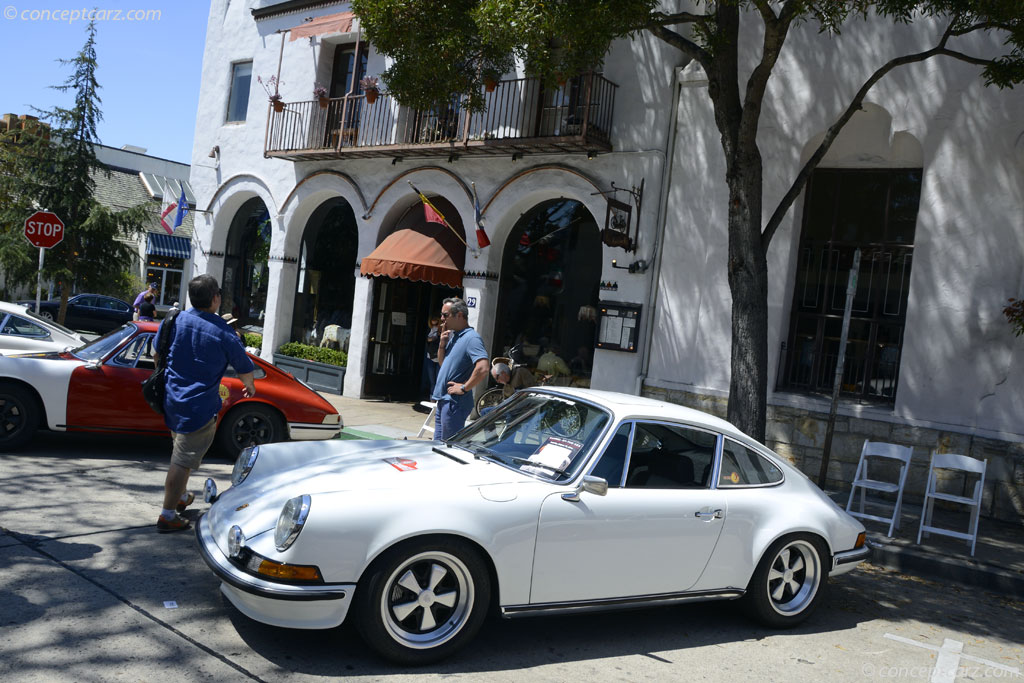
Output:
(0, 321), (342, 457)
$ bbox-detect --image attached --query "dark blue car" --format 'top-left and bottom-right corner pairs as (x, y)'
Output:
(20, 294), (133, 334)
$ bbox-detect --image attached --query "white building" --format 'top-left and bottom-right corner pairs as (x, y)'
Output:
(190, 1), (1023, 520)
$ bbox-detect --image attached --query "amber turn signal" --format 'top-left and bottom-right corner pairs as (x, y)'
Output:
(854, 532), (866, 549)
(256, 559), (322, 582)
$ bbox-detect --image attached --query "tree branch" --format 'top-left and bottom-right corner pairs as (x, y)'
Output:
(651, 11), (712, 26)
(647, 23), (711, 67)
(760, 39), (996, 250)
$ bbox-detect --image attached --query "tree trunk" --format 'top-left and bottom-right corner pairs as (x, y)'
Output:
(725, 155), (769, 442)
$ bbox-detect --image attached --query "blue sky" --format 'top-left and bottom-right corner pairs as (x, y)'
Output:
(1, 3), (209, 163)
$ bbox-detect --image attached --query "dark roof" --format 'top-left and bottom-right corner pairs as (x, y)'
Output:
(90, 166), (194, 239)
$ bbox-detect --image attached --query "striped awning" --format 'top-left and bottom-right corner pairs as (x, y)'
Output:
(147, 232), (191, 260)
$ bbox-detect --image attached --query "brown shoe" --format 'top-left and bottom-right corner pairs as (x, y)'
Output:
(157, 513), (191, 533)
(175, 492), (195, 513)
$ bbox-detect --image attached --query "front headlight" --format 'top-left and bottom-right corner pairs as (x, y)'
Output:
(275, 494), (310, 551)
(231, 446), (259, 486)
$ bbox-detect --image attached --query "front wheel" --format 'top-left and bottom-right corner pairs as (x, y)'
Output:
(474, 387), (504, 416)
(355, 537), (491, 664)
(744, 534), (827, 628)
(216, 403), (284, 460)
(38, 310), (54, 321)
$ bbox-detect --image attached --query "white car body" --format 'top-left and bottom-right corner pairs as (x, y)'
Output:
(198, 388), (868, 663)
(0, 301), (85, 356)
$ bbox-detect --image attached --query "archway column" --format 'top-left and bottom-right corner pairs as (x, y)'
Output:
(344, 268), (372, 397)
(261, 258), (299, 361)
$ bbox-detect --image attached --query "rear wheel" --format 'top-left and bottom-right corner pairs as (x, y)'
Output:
(355, 537), (491, 664)
(474, 387), (504, 415)
(216, 403), (284, 460)
(0, 383), (39, 451)
(745, 534), (828, 628)
(38, 310), (54, 321)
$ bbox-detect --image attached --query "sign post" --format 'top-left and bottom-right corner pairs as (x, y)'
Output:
(24, 211), (65, 316)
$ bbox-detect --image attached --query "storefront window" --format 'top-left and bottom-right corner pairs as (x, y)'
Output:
(146, 257), (184, 307)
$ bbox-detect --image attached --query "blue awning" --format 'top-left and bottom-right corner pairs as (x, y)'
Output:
(147, 233), (191, 259)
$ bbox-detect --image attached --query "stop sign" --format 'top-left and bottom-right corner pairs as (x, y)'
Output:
(24, 211), (65, 249)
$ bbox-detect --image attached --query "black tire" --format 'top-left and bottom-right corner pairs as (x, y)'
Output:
(354, 537), (491, 665)
(216, 402), (284, 460)
(0, 383), (40, 451)
(744, 534), (828, 628)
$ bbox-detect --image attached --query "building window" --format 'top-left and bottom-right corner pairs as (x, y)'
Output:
(226, 61), (252, 123)
(147, 256), (184, 307)
(779, 168), (922, 403)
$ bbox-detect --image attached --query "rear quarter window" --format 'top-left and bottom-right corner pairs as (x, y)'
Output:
(718, 438), (784, 487)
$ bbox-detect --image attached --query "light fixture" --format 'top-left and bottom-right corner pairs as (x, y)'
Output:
(391, 156), (403, 165)
(611, 258), (649, 274)
(208, 145), (220, 159)
(512, 152), (522, 162)
(447, 153), (459, 163)
(587, 151), (597, 160)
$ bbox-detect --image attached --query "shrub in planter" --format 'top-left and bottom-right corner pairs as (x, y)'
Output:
(243, 332), (263, 349)
(277, 341), (347, 367)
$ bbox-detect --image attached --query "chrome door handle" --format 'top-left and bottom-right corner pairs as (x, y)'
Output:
(694, 509), (723, 519)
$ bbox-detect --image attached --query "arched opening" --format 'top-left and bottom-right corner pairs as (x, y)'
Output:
(493, 199), (601, 386)
(291, 198), (359, 347)
(223, 197), (270, 328)
(361, 194), (465, 401)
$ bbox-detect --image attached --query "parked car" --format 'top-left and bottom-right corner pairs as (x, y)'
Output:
(19, 293), (134, 333)
(0, 301), (86, 356)
(196, 388), (868, 664)
(0, 321), (342, 456)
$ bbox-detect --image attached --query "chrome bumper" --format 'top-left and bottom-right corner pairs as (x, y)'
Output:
(195, 513), (348, 602)
(832, 545), (870, 573)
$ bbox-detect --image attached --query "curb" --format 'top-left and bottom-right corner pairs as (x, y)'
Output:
(868, 540), (1024, 599)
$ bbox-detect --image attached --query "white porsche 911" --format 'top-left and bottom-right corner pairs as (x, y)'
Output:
(197, 388), (868, 664)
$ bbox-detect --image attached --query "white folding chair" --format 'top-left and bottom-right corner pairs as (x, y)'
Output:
(846, 440), (913, 537)
(416, 401), (436, 439)
(917, 452), (987, 556)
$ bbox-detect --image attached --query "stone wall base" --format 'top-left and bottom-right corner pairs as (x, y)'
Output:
(641, 385), (1024, 526)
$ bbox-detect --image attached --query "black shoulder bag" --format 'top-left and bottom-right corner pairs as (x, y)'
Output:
(141, 308), (180, 414)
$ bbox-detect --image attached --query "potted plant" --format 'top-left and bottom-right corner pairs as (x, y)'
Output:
(273, 341), (347, 394)
(484, 77), (498, 93)
(360, 75), (379, 104)
(313, 82), (329, 108)
(258, 75), (285, 112)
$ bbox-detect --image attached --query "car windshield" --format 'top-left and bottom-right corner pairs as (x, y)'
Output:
(454, 392), (610, 481)
(71, 324), (136, 361)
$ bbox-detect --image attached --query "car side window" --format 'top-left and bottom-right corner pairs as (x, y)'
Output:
(110, 334), (156, 370)
(718, 438), (784, 487)
(624, 422), (719, 489)
(589, 422), (633, 487)
(76, 296), (97, 307)
(3, 314), (49, 338)
(223, 362), (266, 380)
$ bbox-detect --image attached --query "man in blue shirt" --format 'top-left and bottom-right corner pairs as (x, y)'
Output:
(155, 274), (255, 532)
(431, 297), (489, 440)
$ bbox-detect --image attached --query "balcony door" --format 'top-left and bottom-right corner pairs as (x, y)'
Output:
(328, 45), (367, 147)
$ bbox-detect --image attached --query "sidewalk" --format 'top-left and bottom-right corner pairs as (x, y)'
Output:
(319, 392), (1024, 599)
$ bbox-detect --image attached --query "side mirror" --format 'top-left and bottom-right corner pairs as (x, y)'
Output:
(561, 475), (609, 502)
(84, 360), (101, 370)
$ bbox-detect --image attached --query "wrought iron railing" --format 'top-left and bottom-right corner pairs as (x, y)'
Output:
(264, 72), (616, 157)
(778, 343), (900, 402)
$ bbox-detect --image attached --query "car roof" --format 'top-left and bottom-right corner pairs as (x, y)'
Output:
(534, 386), (753, 443)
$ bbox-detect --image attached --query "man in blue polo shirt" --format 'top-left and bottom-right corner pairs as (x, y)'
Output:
(431, 297), (489, 440)
(155, 274), (255, 532)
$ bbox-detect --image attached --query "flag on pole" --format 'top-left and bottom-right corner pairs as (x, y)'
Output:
(159, 199), (177, 235)
(172, 184), (189, 230)
(471, 182), (490, 248)
(408, 182), (467, 246)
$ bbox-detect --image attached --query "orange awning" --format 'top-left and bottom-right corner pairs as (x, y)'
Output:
(360, 226), (465, 288)
(289, 12), (355, 41)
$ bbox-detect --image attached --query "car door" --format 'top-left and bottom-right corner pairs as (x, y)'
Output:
(65, 332), (167, 434)
(64, 295), (96, 331)
(530, 420), (727, 604)
(97, 296), (132, 331)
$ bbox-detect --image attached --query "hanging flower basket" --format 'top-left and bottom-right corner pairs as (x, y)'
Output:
(314, 83), (329, 109)
(365, 87), (378, 104)
(484, 78), (497, 93)
(272, 99), (284, 113)
(318, 96), (330, 109)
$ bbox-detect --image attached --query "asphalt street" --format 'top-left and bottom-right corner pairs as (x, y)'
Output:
(2, 432), (1022, 682)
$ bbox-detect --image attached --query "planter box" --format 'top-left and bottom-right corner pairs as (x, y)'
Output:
(273, 353), (346, 395)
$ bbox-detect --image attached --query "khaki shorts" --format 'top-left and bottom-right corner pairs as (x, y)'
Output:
(170, 416), (218, 470)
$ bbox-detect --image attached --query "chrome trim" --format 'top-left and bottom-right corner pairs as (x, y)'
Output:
(832, 546), (870, 569)
(501, 589), (745, 618)
(287, 421), (341, 432)
(195, 514), (349, 602)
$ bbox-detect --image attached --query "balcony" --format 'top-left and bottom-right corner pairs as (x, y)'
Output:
(264, 73), (616, 161)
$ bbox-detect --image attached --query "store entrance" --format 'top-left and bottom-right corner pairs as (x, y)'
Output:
(363, 278), (460, 401)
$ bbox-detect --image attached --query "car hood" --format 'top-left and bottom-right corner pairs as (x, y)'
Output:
(211, 439), (538, 535)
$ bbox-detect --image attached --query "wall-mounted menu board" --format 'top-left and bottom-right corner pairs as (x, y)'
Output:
(596, 302), (641, 352)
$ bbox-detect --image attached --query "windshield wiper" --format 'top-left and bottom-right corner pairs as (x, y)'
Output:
(446, 442), (496, 460)
(431, 445), (469, 464)
(508, 456), (569, 477)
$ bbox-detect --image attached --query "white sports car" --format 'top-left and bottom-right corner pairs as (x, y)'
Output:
(0, 300), (85, 356)
(197, 388), (868, 664)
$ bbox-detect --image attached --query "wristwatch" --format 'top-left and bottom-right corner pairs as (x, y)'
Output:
(461, 384), (467, 394)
